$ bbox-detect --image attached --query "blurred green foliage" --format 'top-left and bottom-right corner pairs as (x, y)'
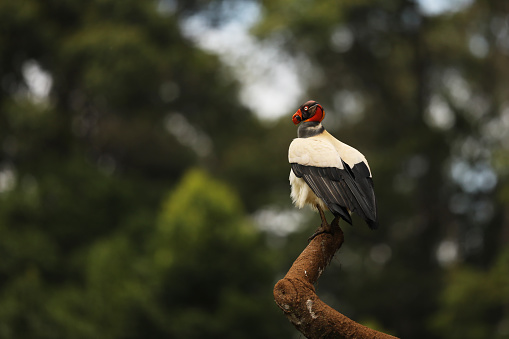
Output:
(431, 247), (509, 338)
(0, 0), (508, 338)
(0, 0), (292, 337)
(151, 169), (285, 338)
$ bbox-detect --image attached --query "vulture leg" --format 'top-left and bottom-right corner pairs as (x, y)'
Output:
(308, 205), (333, 241)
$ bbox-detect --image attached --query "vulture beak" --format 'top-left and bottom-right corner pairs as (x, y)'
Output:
(292, 109), (303, 125)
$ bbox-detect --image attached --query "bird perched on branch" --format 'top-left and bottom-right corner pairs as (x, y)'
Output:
(288, 100), (378, 238)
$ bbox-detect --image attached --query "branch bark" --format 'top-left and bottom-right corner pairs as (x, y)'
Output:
(273, 220), (398, 338)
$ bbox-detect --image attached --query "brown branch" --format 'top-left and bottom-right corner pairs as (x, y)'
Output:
(274, 220), (398, 339)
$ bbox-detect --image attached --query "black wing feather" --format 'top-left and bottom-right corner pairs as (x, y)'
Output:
(291, 162), (378, 229)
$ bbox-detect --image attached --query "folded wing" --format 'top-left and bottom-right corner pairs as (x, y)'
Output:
(289, 138), (378, 229)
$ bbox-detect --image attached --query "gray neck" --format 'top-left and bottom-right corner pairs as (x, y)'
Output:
(297, 121), (325, 138)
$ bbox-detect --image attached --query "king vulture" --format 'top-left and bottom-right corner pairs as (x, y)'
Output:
(289, 100), (378, 237)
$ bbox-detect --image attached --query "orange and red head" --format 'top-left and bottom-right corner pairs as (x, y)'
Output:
(292, 100), (325, 125)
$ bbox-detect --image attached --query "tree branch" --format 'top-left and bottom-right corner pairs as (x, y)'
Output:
(273, 220), (398, 338)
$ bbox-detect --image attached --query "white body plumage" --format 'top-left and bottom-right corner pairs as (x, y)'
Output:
(289, 128), (370, 213)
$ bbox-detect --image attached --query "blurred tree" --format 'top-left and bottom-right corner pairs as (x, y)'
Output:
(0, 0), (292, 337)
(147, 169), (290, 338)
(430, 247), (509, 338)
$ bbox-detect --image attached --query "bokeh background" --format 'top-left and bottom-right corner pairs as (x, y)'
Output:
(1, 0), (509, 338)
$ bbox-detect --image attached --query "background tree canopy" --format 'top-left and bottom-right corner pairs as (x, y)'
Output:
(0, 0), (508, 338)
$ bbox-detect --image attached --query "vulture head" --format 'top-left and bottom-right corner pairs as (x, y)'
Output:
(292, 100), (325, 125)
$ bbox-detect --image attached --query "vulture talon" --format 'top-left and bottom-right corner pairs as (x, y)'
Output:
(308, 222), (333, 242)
(308, 204), (333, 241)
